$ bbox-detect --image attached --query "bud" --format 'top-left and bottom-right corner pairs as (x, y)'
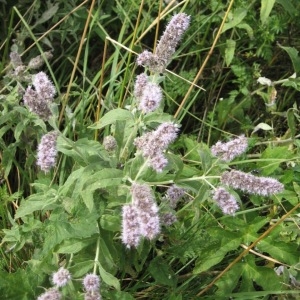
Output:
(257, 76), (272, 86)
(103, 136), (117, 152)
(28, 51), (53, 69)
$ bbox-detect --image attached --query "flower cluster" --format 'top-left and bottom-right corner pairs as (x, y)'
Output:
(166, 184), (185, 208)
(133, 74), (163, 114)
(37, 288), (61, 300)
(137, 13), (190, 73)
(121, 182), (160, 248)
(37, 267), (71, 300)
(37, 131), (58, 172)
(221, 170), (284, 196)
(23, 71), (56, 120)
(52, 267), (71, 288)
(212, 187), (239, 215)
(211, 135), (248, 162)
(134, 122), (179, 172)
(83, 274), (101, 300)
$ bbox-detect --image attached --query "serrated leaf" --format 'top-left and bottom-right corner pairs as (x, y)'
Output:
(56, 238), (94, 254)
(225, 39), (236, 66)
(257, 238), (299, 265)
(260, 0), (276, 24)
(89, 108), (134, 129)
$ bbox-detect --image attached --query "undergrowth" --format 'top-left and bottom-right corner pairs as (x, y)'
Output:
(0, 0), (300, 299)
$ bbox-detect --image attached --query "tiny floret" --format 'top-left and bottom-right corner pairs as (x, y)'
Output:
(37, 131), (58, 172)
(33, 71), (56, 99)
(83, 274), (100, 292)
(221, 170), (284, 196)
(52, 267), (71, 287)
(211, 135), (248, 162)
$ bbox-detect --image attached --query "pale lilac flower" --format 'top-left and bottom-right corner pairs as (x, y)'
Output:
(221, 170), (284, 196)
(161, 212), (177, 226)
(52, 267), (71, 287)
(84, 291), (102, 300)
(37, 132), (58, 172)
(37, 288), (61, 300)
(136, 50), (157, 68)
(134, 122), (179, 172)
(23, 86), (52, 120)
(133, 73), (149, 99)
(166, 184), (185, 208)
(212, 187), (239, 215)
(83, 274), (100, 292)
(149, 153), (168, 172)
(131, 183), (160, 240)
(138, 82), (163, 113)
(121, 204), (141, 248)
(103, 135), (117, 152)
(211, 135), (248, 162)
(137, 13), (190, 73)
(33, 71), (56, 100)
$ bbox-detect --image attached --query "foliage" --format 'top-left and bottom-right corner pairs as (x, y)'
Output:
(0, 0), (300, 299)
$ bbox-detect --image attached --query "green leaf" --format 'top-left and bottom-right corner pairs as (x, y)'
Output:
(225, 39), (236, 66)
(276, 0), (296, 16)
(89, 108), (134, 129)
(56, 238), (94, 254)
(193, 229), (242, 274)
(148, 257), (177, 287)
(15, 190), (58, 219)
(70, 261), (94, 278)
(80, 168), (123, 212)
(33, 3), (59, 27)
(100, 215), (121, 232)
(257, 238), (299, 265)
(260, 0), (276, 24)
(278, 44), (300, 74)
(222, 8), (247, 33)
(99, 264), (120, 290)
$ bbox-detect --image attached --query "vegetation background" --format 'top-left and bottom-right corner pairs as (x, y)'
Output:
(0, 0), (300, 299)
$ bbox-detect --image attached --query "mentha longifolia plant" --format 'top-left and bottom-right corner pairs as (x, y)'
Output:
(4, 12), (285, 299)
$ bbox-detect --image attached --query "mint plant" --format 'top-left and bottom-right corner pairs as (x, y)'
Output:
(1, 2), (300, 299)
